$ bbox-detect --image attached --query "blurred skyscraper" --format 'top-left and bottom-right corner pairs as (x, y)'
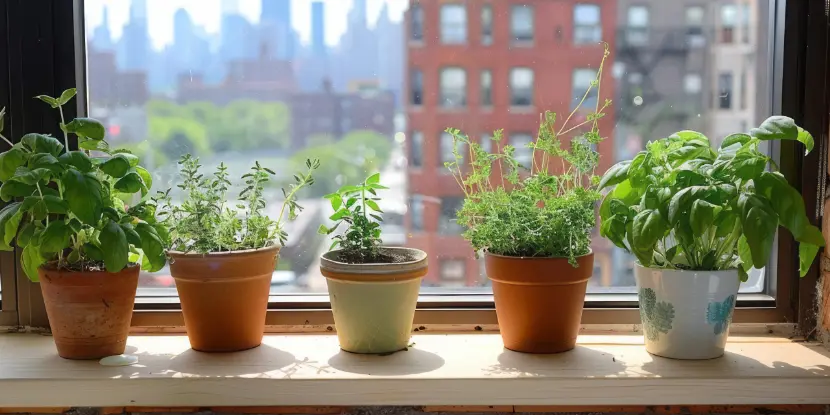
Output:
(311, 1), (326, 58)
(91, 5), (114, 51)
(261, 0), (297, 60)
(120, 0), (149, 70)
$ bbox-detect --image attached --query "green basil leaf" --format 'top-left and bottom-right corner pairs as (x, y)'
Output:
(798, 239), (821, 278)
(78, 138), (110, 153)
(21, 133), (64, 157)
(365, 200), (382, 212)
(134, 222), (167, 272)
(600, 214), (629, 250)
(0, 181), (36, 202)
(0, 148), (28, 181)
(0, 202), (22, 250)
(16, 222), (35, 247)
(751, 116), (814, 154)
(10, 167), (51, 186)
(721, 133), (752, 149)
(21, 243), (45, 282)
(690, 199), (722, 235)
(366, 172), (380, 185)
(99, 154), (132, 178)
(135, 166), (153, 194)
(64, 118), (106, 140)
(62, 169), (103, 225)
(83, 243), (104, 261)
(99, 219), (128, 272)
(40, 220), (71, 254)
(598, 160), (630, 190)
(114, 171), (146, 194)
(120, 222), (142, 246)
(738, 194), (778, 269)
(630, 209), (668, 267)
(35, 95), (59, 108)
(57, 88), (77, 106)
(59, 151), (93, 173)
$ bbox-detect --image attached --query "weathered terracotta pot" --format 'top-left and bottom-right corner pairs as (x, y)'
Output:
(486, 251), (594, 353)
(320, 247), (427, 354)
(39, 264), (139, 360)
(168, 246), (278, 352)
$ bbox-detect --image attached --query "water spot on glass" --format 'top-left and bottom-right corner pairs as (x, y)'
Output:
(633, 96), (643, 106)
(394, 132), (406, 143)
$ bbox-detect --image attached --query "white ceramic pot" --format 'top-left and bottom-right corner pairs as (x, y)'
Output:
(634, 265), (740, 360)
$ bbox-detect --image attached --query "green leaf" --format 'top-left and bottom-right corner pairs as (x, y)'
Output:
(83, 243), (104, 261)
(9, 167), (50, 185)
(329, 208), (350, 221)
(630, 209), (668, 267)
(690, 200), (722, 235)
(599, 179), (640, 219)
(99, 219), (129, 272)
(721, 133), (752, 149)
(120, 223), (141, 246)
(22, 195), (68, 215)
(57, 88), (77, 105)
(366, 172), (381, 185)
(78, 138), (110, 152)
(21, 243), (45, 282)
(0, 148), (28, 181)
(62, 169), (103, 225)
(0, 203), (22, 250)
(754, 172), (808, 240)
(27, 153), (62, 174)
(64, 118), (106, 140)
(798, 239), (821, 278)
(114, 171), (146, 194)
(59, 151), (94, 172)
(99, 154), (132, 178)
(751, 116), (814, 154)
(134, 222), (166, 272)
(365, 200), (382, 212)
(738, 194), (778, 269)
(598, 161), (630, 190)
(35, 95), (59, 108)
(600, 214), (629, 250)
(0, 181), (36, 201)
(796, 128), (815, 155)
(317, 224), (329, 235)
(21, 133), (64, 157)
(737, 235), (752, 272)
(627, 151), (652, 188)
(668, 186), (716, 225)
(326, 194), (343, 211)
(40, 220), (71, 253)
(669, 130), (710, 145)
(135, 166), (153, 194)
(16, 222), (35, 247)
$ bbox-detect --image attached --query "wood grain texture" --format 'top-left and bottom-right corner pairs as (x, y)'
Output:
(0, 334), (828, 407)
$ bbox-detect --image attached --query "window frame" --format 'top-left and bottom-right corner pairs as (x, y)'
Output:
(510, 4), (534, 44)
(480, 69), (493, 107)
(573, 3), (602, 45)
(439, 66), (467, 109)
(1, 0), (827, 333)
(439, 3), (467, 45)
(480, 4), (493, 46)
(509, 67), (534, 107)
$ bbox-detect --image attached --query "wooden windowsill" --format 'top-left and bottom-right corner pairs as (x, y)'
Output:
(0, 333), (828, 407)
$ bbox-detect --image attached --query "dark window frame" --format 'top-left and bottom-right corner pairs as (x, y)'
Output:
(0, 0), (826, 334)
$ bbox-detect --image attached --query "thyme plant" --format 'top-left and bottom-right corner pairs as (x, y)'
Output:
(318, 173), (390, 263)
(160, 155), (319, 253)
(445, 44), (611, 265)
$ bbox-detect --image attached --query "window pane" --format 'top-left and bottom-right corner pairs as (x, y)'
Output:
(440, 131), (455, 165)
(83, 0), (774, 296)
(440, 67), (466, 108)
(440, 4), (467, 44)
(511, 5), (534, 42)
(510, 133), (533, 166)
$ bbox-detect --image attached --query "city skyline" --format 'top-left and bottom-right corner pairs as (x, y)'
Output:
(85, 0), (407, 50)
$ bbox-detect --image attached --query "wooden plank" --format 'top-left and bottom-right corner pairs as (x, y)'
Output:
(0, 334), (828, 407)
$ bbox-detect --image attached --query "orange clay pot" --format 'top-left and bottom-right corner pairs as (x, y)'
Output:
(486, 251), (593, 354)
(168, 246), (278, 352)
(39, 264), (139, 360)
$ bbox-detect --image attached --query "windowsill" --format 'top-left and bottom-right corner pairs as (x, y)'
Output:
(1, 333), (828, 407)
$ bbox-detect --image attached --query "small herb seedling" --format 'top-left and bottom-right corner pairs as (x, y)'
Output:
(318, 172), (388, 263)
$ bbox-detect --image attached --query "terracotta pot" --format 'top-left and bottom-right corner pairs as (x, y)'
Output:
(39, 264), (139, 360)
(486, 251), (593, 353)
(168, 246), (278, 352)
(320, 247), (427, 354)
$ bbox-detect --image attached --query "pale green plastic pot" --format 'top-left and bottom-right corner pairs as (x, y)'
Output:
(320, 247), (428, 354)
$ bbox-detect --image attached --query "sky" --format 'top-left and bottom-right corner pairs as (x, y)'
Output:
(84, 0), (408, 50)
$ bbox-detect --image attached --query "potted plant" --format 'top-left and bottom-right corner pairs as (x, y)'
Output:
(0, 89), (167, 359)
(158, 155), (319, 352)
(443, 46), (611, 353)
(318, 173), (428, 354)
(598, 117), (824, 359)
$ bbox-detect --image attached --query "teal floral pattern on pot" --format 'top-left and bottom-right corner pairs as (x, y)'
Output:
(706, 294), (736, 335)
(639, 287), (676, 341)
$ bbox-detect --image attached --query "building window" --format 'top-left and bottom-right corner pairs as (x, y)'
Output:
(440, 4), (467, 44)
(721, 5), (737, 43)
(572, 68), (598, 109)
(740, 3), (751, 43)
(481, 133), (493, 154)
(440, 131), (455, 166)
(511, 133), (533, 166)
(411, 68), (423, 106)
(410, 131), (424, 168)
(439, 197), (465, 235)
(480, 70), (493, 107)
(439, 259), (466, 286)
(684, 73), (702, 94)
(481, 4), (493, 45)
(440, 67), (466, 108)
(626, 6), (649, 46)
(510, 67), (534, 106)
(410, 195), (424, 232)
(573, 4), (601, 45)
(739, 70), (747, 110)
(511, 5), (534, 43)
(719, 72), (733, 109)
(685, 6), (705, 47)
(410, 3), (424, 42)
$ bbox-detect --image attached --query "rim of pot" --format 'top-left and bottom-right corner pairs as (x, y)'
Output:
(39, 261), (141, 272)
(320, 247), (428, 275)
(633, 263), (741, 274)
(484, 249), (593, 260)
(167, 244), (281, 258)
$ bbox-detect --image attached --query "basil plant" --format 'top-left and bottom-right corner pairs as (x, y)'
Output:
(0, 89), (167, 280)
(598, 116), (824, 281)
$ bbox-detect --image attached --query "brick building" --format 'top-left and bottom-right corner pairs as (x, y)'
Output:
(403, 0), (617, 286)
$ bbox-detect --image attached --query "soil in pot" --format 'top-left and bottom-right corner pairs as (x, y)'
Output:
(168, 246), (278, 352)
(321, 247), (427, 354)
(39, 263), (139, 360)
(486, 252), (593, 354)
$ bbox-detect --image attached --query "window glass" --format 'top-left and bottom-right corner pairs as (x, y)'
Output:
(510, 68), (533, 106)
(410, 3), (424, 42)
(440, 4), (467, 44)
(480, 70), (493, 106)
(573, 4), (601, 45)
(440, 131), (455, 166)
(510, 133), (533, 166)
(511, 5), (534, 43)
(481, 133), (493, 154)
(481, 5), (493, 45)
(721, 4), (737, 43)
(440, 67), (466, 108)
(83, 0), (773, 296)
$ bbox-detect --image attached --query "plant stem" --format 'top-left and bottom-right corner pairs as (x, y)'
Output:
(0, 133), (13, 148)
(57, 105), (69, 151)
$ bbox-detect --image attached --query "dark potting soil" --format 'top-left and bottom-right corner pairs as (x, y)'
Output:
(334, 248), (420, 265)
